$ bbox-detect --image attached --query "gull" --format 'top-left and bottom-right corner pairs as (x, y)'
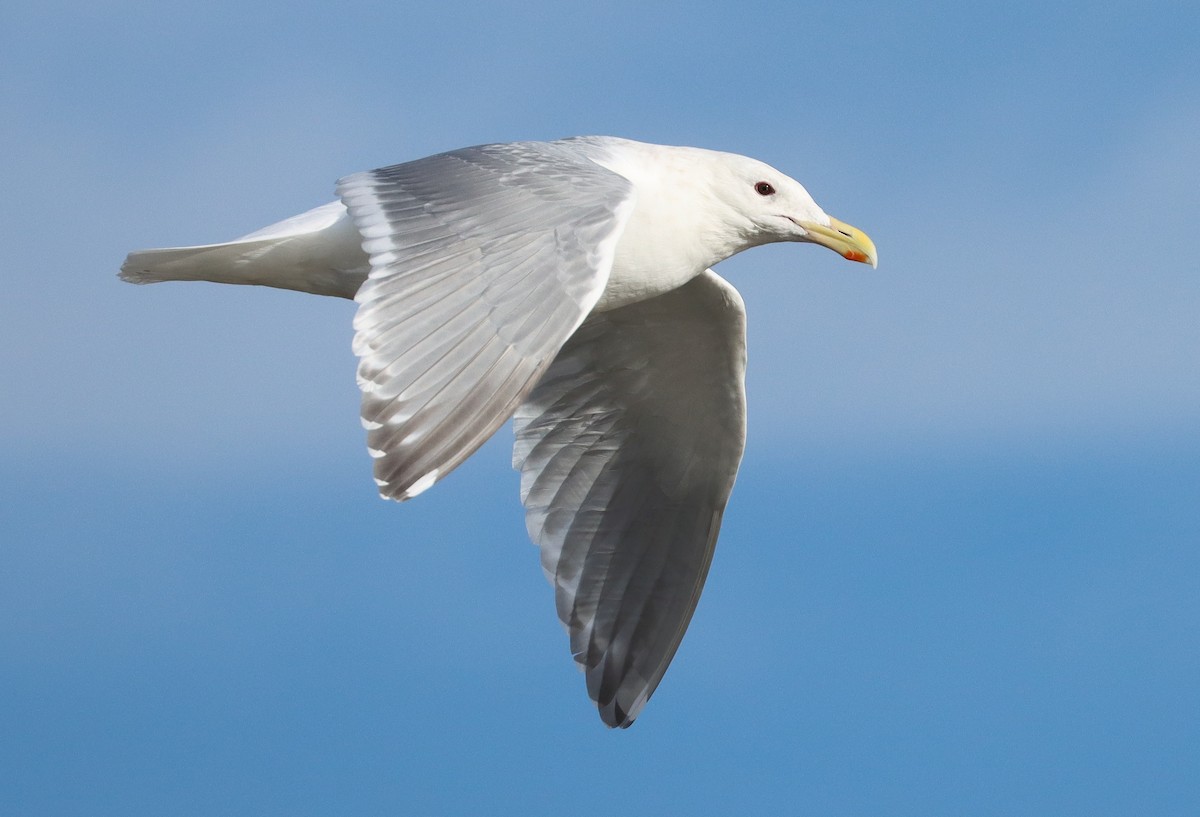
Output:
(120, 136), (877, 727)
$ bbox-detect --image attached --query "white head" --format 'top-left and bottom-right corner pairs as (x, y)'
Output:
(703, 150), (877, 267)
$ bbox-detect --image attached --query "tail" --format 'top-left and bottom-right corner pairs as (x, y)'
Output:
(119, 244), (261, 285)
(119, 201), (369, 300)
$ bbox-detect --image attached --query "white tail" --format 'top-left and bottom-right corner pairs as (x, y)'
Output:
(119, 201), (369, 300)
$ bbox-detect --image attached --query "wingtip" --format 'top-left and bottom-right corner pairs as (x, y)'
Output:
(401, 469), (439, 499)
(599, 701), (638, 729)
(373, 469), (440, 502)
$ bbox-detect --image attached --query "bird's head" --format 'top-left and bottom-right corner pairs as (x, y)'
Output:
(713, 153), (878, 268)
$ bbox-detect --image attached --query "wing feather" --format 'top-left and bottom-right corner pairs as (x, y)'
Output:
(513, 270), (748, 726)
(338, 141), (635, 499)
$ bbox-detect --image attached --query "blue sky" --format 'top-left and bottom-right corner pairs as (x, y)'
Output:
(2, 1), (1198, 814)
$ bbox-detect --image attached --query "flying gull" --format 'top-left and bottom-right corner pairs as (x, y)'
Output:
(120, 136), (878, 727)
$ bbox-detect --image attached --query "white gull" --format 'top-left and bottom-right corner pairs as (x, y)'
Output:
(120, 136), (878, 727)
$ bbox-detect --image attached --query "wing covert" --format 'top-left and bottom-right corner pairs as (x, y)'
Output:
(337, 142), (635, 499)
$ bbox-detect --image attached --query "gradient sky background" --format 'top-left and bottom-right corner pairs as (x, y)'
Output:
(3, 1), (1199, 814)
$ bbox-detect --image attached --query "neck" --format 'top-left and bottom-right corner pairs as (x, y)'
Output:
(583, 140), (750, 311)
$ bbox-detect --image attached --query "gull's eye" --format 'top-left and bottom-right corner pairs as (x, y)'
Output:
(754, 181), (775, 196)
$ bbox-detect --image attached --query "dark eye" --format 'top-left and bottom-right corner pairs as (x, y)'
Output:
(755, 181), (775, 196)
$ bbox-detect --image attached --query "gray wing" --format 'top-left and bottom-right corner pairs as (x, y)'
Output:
(337, 142), (635, 499)
(512, 270), (748, 727)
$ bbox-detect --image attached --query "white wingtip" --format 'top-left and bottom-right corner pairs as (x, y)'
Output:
(402, 470), (439, 499)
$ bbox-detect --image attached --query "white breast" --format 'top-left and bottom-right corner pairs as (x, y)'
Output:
(582, 140), (742, 312)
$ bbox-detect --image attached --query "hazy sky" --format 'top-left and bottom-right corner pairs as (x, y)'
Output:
(3, 2), (1198, 815)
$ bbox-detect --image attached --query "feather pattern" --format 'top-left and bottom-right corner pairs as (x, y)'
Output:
(513, 270), (748, 726)
(337, 142), (635, 499)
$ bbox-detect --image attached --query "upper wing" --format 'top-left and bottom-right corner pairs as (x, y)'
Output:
(338, 142), (635, 500)
(512, 270), (748, 727)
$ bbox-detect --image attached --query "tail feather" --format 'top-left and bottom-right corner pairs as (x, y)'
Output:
(119, 201), (369, 300)
(120, 242), (272, 284)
